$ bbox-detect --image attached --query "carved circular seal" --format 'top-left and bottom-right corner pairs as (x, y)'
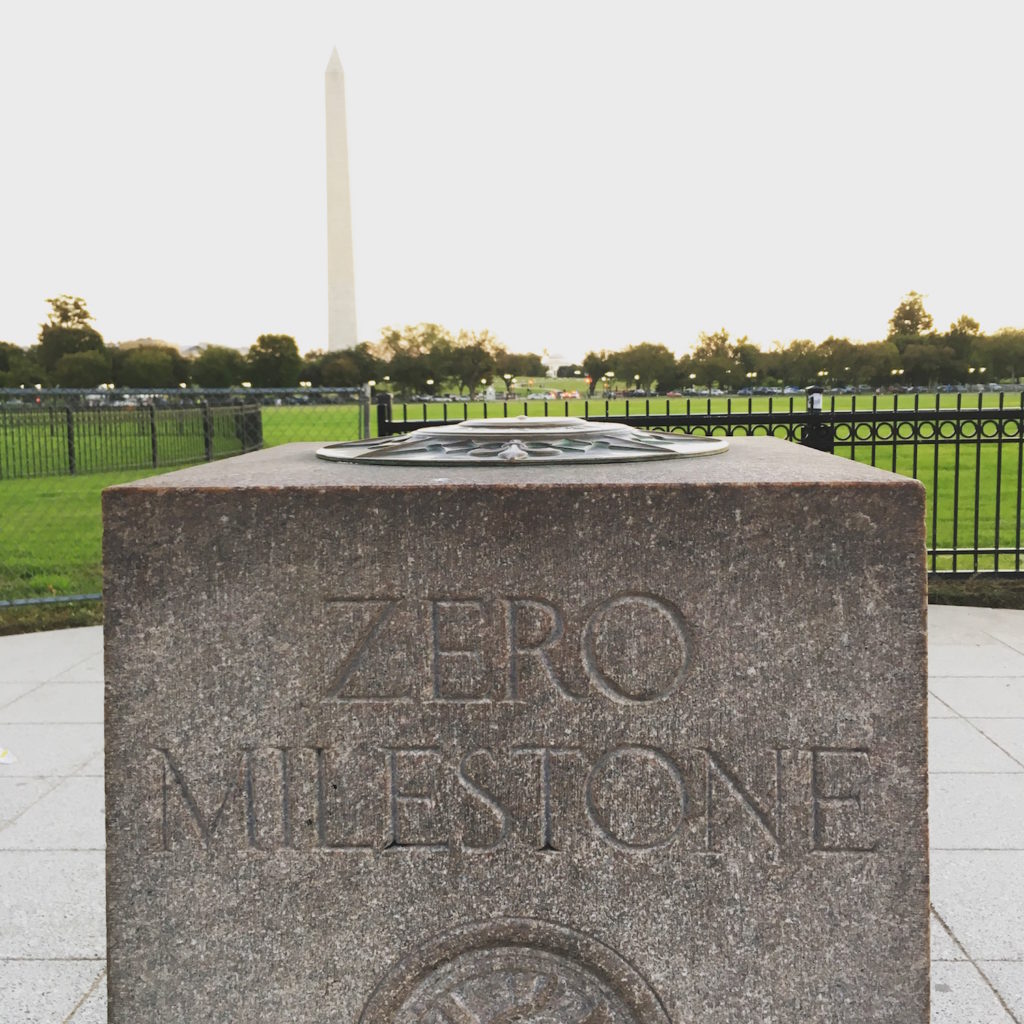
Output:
(317, 416), (728, 465)
(359, 919), (670, 1024)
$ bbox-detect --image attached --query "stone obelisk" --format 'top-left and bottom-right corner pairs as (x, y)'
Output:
(325, 47), (357, 351)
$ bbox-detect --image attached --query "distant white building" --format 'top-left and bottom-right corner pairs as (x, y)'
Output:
(541, 348), (573, 375)
(116, 338), (178, 350)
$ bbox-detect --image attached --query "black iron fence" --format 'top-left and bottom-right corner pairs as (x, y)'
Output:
(0, 401), (263, 479)
(378, 392), (1024, 577)
(0, 387), (369, 608)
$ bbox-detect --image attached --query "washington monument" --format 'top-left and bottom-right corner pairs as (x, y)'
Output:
(325, 47), (357, 351)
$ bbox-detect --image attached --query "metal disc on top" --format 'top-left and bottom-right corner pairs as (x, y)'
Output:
(316, 416), (728, 466)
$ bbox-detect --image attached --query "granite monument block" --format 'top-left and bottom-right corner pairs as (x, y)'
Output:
(103, 435), (928, 1022)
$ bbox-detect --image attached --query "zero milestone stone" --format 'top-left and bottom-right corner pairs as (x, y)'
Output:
(102, 436), (929, 1023)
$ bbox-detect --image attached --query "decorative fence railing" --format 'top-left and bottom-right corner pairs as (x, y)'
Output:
(377, 392), (1024, 578)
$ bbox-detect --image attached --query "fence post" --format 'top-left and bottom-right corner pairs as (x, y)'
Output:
(376, 392), (392, 437)
(149, 404), (159, 468)
(800, 386), (834, 453)
(361, 384), (372, 439)
(202, 401), (214, 461)
(65, 406), (76, 475)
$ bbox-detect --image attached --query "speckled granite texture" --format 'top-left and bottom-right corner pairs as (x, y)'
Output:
(103, 437), (929, 1023)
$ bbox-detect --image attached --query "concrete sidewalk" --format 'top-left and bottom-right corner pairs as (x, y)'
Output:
(0, 608), (1022, 1023)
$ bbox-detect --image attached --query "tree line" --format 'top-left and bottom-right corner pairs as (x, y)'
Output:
(0, 298), (546, 392)
(2, 293), (1023, 394)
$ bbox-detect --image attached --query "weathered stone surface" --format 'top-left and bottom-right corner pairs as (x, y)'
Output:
(103, 437), (929, 1023)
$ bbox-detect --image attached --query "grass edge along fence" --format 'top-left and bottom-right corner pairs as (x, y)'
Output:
(379, 390), (1024, 579)
(0, 387), (368, 609)
(0, 387), (369, 480)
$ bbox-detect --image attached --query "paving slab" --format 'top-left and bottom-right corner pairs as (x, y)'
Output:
(928, 719), (1024, 773)
(0, 850), (106, 959)
(930, 912), (966, 961)
(1, 682), (103, 724)
(67, 977), (107, 1024)
(0, 628), (103, 684)
(980, 963), (1024, 1021)
(930, 961), (1016, 1023)
(929, 677), (1024, 718)
(0, 682), (41, 710)
(929, 643), (1024, 677)
(0, 776), (105, 850)
(0, 960), (105, 1024)
(969, 719), (1024, 768)
(929, 774), (1024, 849)
(51, 652), (105, 684)
(0, 724), (103, 778)
(0, 778), (57, 829)
(931, 850), (1024, 961)
(929, 693), (959, 718)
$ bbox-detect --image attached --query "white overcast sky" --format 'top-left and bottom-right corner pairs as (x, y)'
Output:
(1, 0), (1022, 362)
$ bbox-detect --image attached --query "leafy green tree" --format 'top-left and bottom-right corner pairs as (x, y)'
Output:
(614, 342), (677, 392)
(816, 337), (857, 386)
(502, 352), (546, 378)
(449, 331), (499, 394)
(689, 330), (748, 389)
(582, 350), (615, 395)
(983, 329), (1024, 383)
(116, 348), (178, 388)
(54, 349), (112, 388)
(191, 345), (247, 387)
(0, 342), (47, 386)
(888, 292), (934, 339)
(37, 295), (104, 372)
(247, 334), (303, 387)
(318, 351), (364, 387)
(555, 364), (584, 379)
(902, 340), (956, 387)
(850, 341), (901, 388)
(950, 314), (981, 337)
(372, 324), (455, 394)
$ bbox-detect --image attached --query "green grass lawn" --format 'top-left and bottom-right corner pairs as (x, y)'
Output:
(3, 393), (1023, 611)
(0, 468), (166, 603)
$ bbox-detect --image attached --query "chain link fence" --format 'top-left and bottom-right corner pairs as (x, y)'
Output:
(0, 387), (368, 608)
